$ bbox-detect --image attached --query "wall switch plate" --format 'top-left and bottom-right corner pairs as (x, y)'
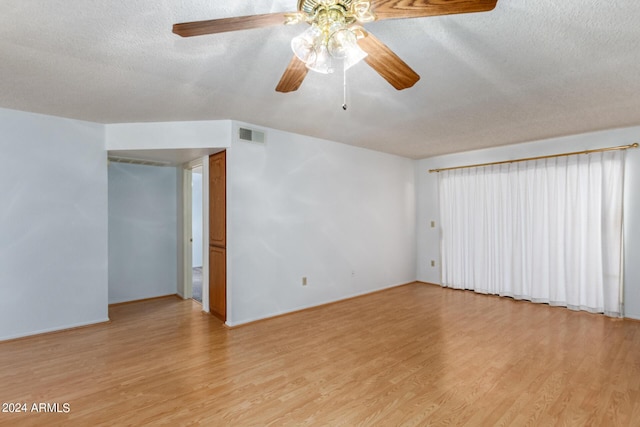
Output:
(430, 221), (435, 228)
(431, 260), (436, 267)
(302, 277), (307, 286)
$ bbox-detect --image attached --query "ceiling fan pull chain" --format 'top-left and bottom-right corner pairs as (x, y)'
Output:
(342, 62), (348, 110)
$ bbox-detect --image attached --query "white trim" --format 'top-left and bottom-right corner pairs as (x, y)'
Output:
(225, 147), (232, 326)
(182, 167), (193, 299)
(0, 318), (110, 342)
(201, 156), (210, 313)
(225, 282), (408, 327)
(185, 157), (203, 170)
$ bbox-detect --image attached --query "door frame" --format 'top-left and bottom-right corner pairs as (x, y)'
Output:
(182, 167), (193, 300)
(182, 158), (208, 311)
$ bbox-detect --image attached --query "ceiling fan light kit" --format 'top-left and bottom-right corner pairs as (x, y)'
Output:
(288, 0), (372, 74)
(172, 0), (498, 93)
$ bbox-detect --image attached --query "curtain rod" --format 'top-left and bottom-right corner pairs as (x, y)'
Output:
(428, 143), (639, 173)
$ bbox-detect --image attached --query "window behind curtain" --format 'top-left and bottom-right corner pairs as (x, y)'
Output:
(439, 150), (625, 317)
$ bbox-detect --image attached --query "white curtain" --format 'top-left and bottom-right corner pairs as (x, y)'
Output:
(439, 150), (625, 317)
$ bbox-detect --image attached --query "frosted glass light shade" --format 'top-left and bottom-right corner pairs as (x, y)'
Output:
(342, 42), (367, 70)
(307, 44), (335, 74)
(292, 24), (367, 74)
(328, 29), (367, 70)
(291, 26), (321, 64)
(327, 28), (354, 59)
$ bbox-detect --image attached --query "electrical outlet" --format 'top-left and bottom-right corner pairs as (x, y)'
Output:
(431, 260), (436, 267)
(302, 277), (307, 286)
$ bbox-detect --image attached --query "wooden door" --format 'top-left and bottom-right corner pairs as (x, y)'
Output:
(209, 151), (226, 321)
(209, 151), (226, 247)
(209, 246), (226, 319)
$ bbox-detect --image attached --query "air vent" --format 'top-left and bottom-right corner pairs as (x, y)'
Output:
(238, 127), (265, 144)
(108, 156), (171, 167)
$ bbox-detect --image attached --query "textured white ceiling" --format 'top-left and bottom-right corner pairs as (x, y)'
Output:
(1, 0), (639, 159)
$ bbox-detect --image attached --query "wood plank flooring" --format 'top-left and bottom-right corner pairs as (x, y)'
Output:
(1, 283), (640, 426)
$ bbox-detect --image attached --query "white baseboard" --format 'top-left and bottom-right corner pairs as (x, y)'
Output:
(0, 318), (110, 342)
(225, 281), (415, 328)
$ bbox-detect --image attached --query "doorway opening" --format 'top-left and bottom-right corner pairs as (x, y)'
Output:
(190, 165), (204, 303)
(182, 152), (225, 319)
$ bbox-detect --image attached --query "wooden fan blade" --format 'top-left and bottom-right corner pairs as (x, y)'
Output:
(370, 0), (498, 21)
(358, 33), (420, 90)
(173, 12), (293, 37)
(276, 56), (309, 93)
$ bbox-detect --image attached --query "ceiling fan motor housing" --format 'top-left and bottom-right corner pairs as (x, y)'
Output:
(298, 0), (371, 26)
(298, 0), (353, 15)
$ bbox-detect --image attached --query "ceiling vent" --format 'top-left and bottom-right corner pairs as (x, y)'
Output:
(108, 156), (172, 167)
(238, 127), (265, 144)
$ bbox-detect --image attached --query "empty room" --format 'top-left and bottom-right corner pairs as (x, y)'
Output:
(1, 0), (639, 425)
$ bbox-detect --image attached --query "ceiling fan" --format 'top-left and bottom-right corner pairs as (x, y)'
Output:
(173, 0), (498, 93)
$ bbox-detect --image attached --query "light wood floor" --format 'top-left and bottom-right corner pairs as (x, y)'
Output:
(1, 283), (640, 426)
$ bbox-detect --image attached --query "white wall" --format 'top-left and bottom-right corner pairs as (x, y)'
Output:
(108, 162), (178, 304)
(105, 120), (232, 150)
(416, 125), (640, 319)
(0, 108), (108, 341)
(4, 107), (632, 338)
(226, 123), (417, 326)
